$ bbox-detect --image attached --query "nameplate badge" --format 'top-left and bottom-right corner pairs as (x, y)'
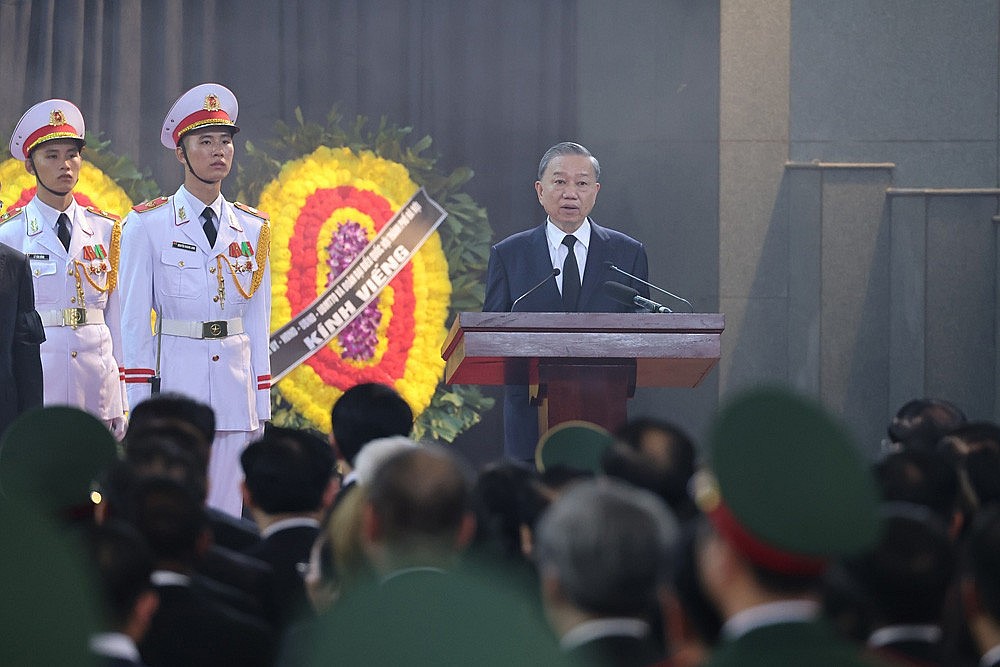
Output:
(27, 253), (49, 260)
(171, 241), (197, 252)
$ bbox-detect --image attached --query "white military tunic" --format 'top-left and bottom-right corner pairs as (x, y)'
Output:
(119, 185), (271, 514)
(0, 197), (127, 421)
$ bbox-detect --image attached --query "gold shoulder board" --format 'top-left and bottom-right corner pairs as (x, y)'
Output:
(131, 196), (169, 213)
(234, 201), (270, 221)
(0, 205), (25, 225)
(86, 205), (121, 222)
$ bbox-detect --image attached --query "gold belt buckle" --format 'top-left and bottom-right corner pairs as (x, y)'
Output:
(63, 308), (87, 326)
(202, 320), (228, 339)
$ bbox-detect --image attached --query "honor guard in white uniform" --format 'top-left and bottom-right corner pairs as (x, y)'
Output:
(119, 83), (272, 517)
(0, 100), (128, 438)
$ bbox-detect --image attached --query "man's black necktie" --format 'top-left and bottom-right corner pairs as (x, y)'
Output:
(561, 234), (581, 311)
(56, 213), (71, 251)
(202, 207), (217, 248)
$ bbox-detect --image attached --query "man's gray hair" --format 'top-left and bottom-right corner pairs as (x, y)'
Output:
(534, 478), (678, 617)
(537, 141), (601, 182)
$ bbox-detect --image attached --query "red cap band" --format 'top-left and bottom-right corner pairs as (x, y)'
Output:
(707, 500), (829, 577)
(172, 109), (235, 145)
(22, 123), (82, 158)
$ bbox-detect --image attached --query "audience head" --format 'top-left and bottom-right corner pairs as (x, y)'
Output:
(844, 509), (954, 628)
(470, 462), (548, 562)
(128, 476), (208, 568)
(128, 393), (216, 446)
(938, 421), (1000, 513)
(351, 435), (419, 486)
(240, 426), (336, 515)
(362, 444), (474, 571)
(694, 387), (880, 612)
(330, 383), (413, 468)
(605, 417), (700, 522)
(535, 478), (678, 621)
(887, 397), (965, 453)
(873, 448), (960, 535)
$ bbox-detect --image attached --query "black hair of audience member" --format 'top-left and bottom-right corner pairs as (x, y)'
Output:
(330, 382), (413, 468)
(938, 421), (1000, 515)
(614, 417), (697, 479)
(672, 519), (723, 647)
(125, 418), (211, 474)
(874, 449), (960, 530)
(887, 397), (966, 452)
(128, 393), (216, 445)
(240, 426), (335, 514)
(962, 448), (1000, 509)
(122, 434), (208, 502)
(470, 463), (544, 561)
(939, 421), (1000, 460)
(86, 519), (156, 630)
(128, 476), (208, 565)
(844, 511), (955, 627)
(602, 443), (700, 523)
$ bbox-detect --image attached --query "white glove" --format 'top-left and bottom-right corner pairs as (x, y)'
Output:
(110, 415), (127, 440)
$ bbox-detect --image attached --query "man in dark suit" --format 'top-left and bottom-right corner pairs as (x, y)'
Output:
(86, 521), (159, 667)
(0, 241), (43, 437)
(534, 478), (678, 667)
(483, 142), (650, 462)
(129, 477), (274, 667)
(240, 426), (337, 629)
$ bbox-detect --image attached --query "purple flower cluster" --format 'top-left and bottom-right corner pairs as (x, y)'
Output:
(327, 221), (382, 360)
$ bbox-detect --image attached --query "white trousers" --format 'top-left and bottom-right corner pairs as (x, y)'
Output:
(206, 426), (264, 517)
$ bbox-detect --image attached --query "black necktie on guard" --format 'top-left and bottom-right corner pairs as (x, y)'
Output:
(56, 213), (71, 251)
(202, 207), (217, 248)
(561, 234), (581, 311)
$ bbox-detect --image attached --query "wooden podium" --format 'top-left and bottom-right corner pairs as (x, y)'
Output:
(441, 312), (724, 434)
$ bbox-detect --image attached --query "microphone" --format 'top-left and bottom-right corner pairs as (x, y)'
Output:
(603, 261), (694, 312)
(603, 281), (671, 313)
(511, 267), (560, 312)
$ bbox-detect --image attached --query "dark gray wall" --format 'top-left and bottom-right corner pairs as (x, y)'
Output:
(720, 0), (1000, 456)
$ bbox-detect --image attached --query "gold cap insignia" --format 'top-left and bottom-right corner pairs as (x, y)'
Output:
(49, 109), (67, 126)
(692, 469), (723, 513)
(203, 94), (221, 111)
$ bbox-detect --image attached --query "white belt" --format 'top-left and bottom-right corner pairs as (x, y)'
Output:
(160, 317), (244, 339)
(39, 308), (105, 327)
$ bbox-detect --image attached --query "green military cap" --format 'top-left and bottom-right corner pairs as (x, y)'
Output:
(0, 498), (101, 665)
(535, 420), (613, 474)
(0, 406), (117, 518)
(693, 386), (880, 576)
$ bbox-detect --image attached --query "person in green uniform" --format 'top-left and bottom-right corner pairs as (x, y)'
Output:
(691, 386), (889, 667)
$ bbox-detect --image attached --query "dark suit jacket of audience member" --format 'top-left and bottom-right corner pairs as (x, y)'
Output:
(0, 242), (43, 436)
(245, 524), (319, 629)
(140, 577), (274, 667)
(207, 506), (261, 551)
(483, 220), (649, 461)
(872, 639), (945, 667)
(197, 544), (271, 618)
(567, 633), (664, 667)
